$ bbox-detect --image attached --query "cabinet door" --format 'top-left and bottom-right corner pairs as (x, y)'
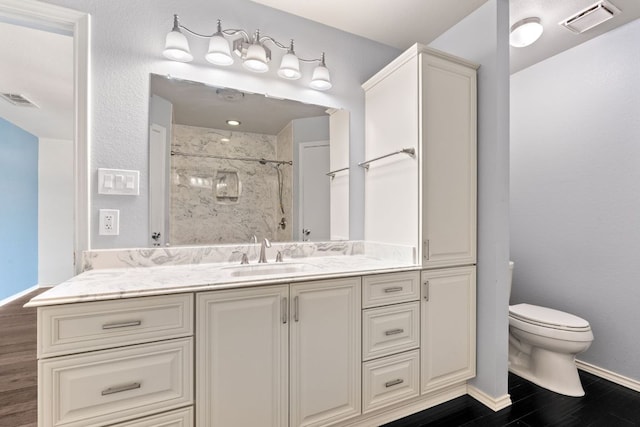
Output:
(290, 278), (361, 427)
(421, 53), (477, 268)
(196, 286), (289, 427)
(421, 266), (476, 394)
(364, 54), (420, 250)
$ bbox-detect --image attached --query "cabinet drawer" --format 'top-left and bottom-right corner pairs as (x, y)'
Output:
(39, 338), (193, 427)
(111, 407), (193, 426)
(363, 302), (420, 361)
(363, 350), (420, 413)
(363, 271), (420, 308)
(38, 294), (193, 357)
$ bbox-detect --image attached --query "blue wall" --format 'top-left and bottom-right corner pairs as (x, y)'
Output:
(0, 117), (38, 301)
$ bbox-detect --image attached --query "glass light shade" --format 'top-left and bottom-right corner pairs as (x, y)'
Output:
(205, 33), (234, 66)
(310, 64), (332, 91)
(510, 17), (543, 48)
(277, 52), (301, 80)
(243, 43), (269, 73)
(163, 30), (193, 62)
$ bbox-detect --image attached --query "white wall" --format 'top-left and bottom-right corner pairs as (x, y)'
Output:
(511, 18), (640, 382)
(43, 0), (400, 248)
(430, 0), (511, 399)
(329, 109), (350, 240)
(38, 138), (74, 285)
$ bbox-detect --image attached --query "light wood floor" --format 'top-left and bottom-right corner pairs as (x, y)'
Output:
(0, 289), (47, 427)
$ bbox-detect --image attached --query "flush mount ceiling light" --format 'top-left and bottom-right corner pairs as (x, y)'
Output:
(510, 17), (544, 48)
(162, 15), (332, 91)
(226, 119), (241, 126)
(560, 0), (621, 34)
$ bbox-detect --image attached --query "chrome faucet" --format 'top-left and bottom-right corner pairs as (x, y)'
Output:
(258, 238), (271, 263)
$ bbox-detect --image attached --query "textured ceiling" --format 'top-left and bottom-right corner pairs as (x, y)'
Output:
(150, 74), (329, 136)
(509, 0), (640, 73)
(0, 22), (73, 140)
(250, 0), (489, 50)
(251, 0), (640, 73)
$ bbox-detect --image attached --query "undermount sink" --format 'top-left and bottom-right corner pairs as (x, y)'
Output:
(223, 262), (315, 277)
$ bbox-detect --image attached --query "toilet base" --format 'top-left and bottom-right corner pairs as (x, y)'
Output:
(509, 344), (585, 397)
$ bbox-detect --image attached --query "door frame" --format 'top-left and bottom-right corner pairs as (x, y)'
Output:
(0, 0), (90, 273)
(297, 140), (330, 242)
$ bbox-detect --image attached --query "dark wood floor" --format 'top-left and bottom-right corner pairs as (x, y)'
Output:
(0, 289), (46, 427)
(384, 371), (640, 426)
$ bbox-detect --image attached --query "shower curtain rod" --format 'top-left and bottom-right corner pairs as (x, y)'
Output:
(171, 150), (292, 166)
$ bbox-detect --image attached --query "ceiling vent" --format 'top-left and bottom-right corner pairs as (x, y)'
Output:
(560, 0), (621, 34)
(216, 88), (245, 102)
(0, 93), (39, 108)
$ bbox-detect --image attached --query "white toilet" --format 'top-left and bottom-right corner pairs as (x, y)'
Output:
(508, 261), (594, 397)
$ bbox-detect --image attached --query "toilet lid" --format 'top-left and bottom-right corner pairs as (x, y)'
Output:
(509, 303), (591, 331)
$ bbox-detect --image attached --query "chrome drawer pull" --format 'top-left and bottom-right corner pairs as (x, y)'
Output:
(101, 382), (141, 396)
(383, 287), (403, 293)
(385, 328), (404, 336)
(102, 320), (142, 330)
(385, 378), (404, 388)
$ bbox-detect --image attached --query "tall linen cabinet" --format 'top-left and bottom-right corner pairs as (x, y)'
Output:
(363, 43), (478, 394)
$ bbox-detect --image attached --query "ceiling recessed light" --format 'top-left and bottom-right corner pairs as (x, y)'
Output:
(220, 137), (230, 142)
(226, 119), (241, 126)
(510, 17), (544, 48)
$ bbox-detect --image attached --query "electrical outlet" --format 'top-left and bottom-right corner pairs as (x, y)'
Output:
(99, 209), (120, 236)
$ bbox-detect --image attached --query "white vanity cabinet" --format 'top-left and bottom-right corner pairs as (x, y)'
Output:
(421, 266), (476, 394)
(36, 267), (478, 426)
(363, 43), (477, 269)
(196, 285), (289, 427)
(196, 277), (361, 427)
(37, 294), (194, 427)
(361, 272), (422, 414)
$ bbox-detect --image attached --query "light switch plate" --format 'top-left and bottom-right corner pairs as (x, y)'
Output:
(98, 168), (140, 195)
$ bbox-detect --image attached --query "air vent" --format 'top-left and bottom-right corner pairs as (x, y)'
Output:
(0, 93), (39, 108)
(560, 0), (621, 34)
(216, 88), (245, 102)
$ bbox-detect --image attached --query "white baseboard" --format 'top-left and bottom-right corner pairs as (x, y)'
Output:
(340, 383), (468, 427)
(467, 385), (512, 412)
(0, 284), (39, 307)
(576, 359), (640, 393)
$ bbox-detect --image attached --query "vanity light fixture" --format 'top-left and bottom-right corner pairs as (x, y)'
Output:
(510, 17), (544, 48)
(162, 15), (194, 62)
(162, 15), (332, 90)
(226, 119), (241, 126)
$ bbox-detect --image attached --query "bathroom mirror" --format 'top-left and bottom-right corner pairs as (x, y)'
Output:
(148, 74), (349, 247)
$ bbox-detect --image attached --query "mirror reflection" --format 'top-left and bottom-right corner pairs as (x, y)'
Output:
(148, 74), (349, 247)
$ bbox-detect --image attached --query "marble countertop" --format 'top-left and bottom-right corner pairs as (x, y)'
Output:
(26, 255), (420, 307)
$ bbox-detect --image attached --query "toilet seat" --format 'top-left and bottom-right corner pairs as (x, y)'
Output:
(509, 303), (593, 342)
(509, 303), (590, 331)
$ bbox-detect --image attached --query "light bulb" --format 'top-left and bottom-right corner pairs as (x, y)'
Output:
(162, 15), (193, 62)
(206, 34), (233, 66)
(243, 43), (268, 73)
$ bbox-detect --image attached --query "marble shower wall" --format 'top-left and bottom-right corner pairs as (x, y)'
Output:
(171, 124), (292, 245)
